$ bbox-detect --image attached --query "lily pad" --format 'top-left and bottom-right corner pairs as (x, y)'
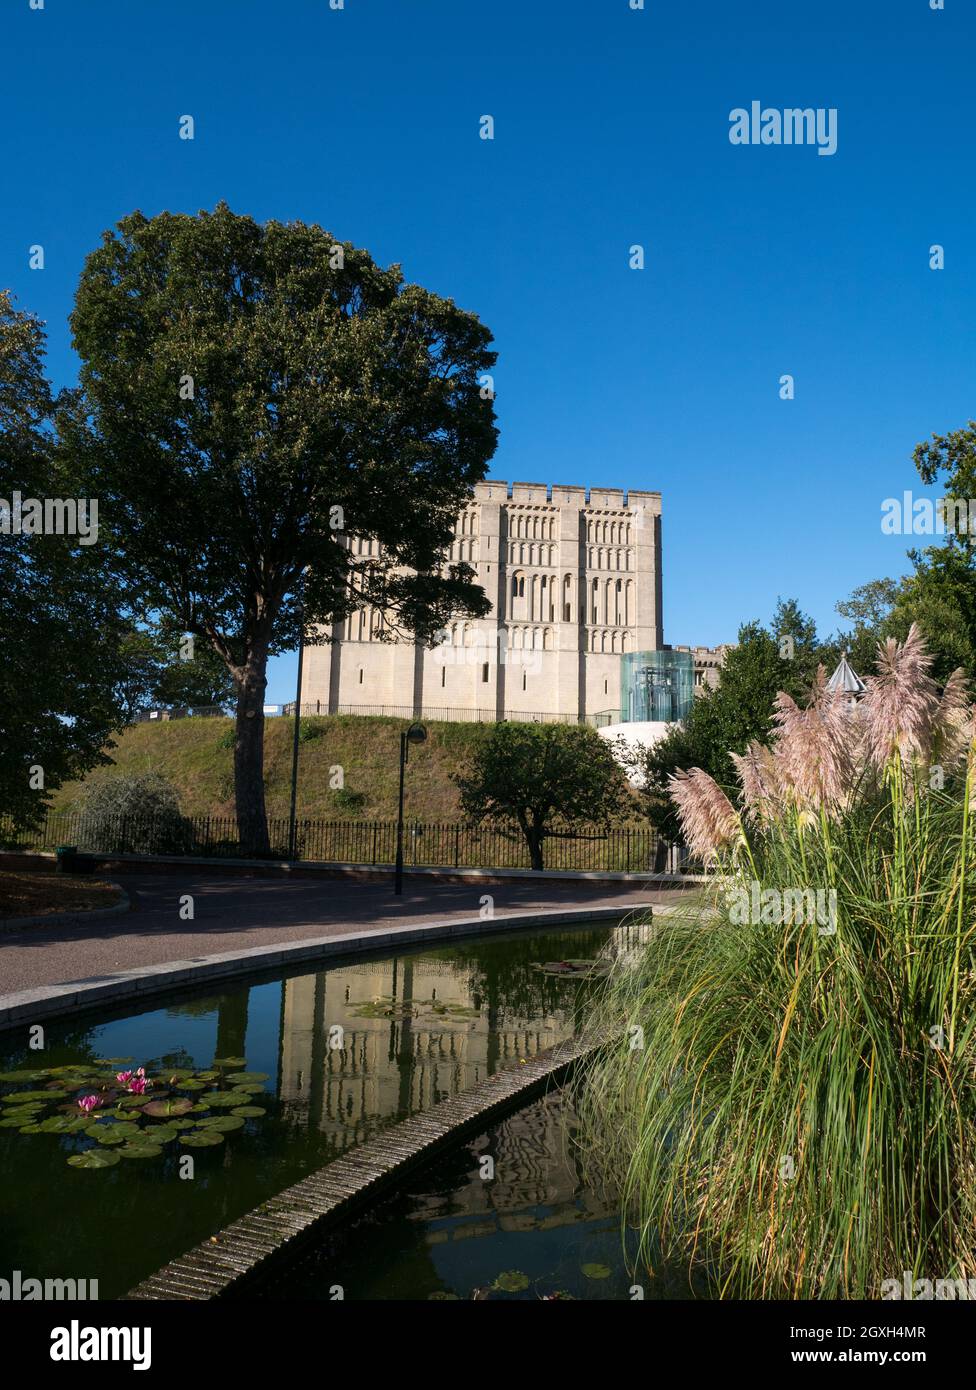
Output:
(5, 1089), (66, 1103)
(230, 1106), (266, 1119)
(118, 1143), (164, 1159)
(38, 1115), (90, 1134)
(180, 1129), (225, 1147)
(492, 1270), (530, 1292)
(199, 1091), (247, 1108)
(196, 1115), (244, 1133)
(144, 1123), (181, 1142)
(87, 1127), (127, 1145)
(141, 1097), (193, 1118)
(87, 1121), (140, 1144)
(225, 1072), (269, 1084)
(0, 1114), (38, 1129)
(580, 1263), (612, 1280)
(532, 959), (611, 978)
(211, 1057), (246, 1068)
(175, 1079), (207, 1091)
(0, 1069), (50, 1082)
(67, 1149), (121, 1169)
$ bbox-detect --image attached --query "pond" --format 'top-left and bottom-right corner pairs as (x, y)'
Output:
(262, 1088), (685, 1301)
(0, 918), (651, 1300)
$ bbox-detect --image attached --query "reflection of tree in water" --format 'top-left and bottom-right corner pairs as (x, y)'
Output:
(215, 990), (249, 1060)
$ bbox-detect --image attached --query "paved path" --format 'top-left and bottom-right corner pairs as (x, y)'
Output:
(0, 871), (693, 996)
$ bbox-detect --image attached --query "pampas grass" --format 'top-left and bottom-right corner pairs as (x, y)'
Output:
(576, 626), (976, 1298)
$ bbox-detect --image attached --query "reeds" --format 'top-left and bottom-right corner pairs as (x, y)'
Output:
(576, 626), (976, 1298)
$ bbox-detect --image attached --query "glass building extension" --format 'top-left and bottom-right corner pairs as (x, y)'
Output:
(620, 650), (694, 723)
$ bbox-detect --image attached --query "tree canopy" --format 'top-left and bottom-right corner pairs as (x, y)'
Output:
(64, 205), (498, 852)
(0, 290), (126, 835)
(454, 722), (630, 870)
(633, 600), (833, 842)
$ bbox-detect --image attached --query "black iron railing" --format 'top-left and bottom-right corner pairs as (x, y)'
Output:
(1, 811), (661, 873)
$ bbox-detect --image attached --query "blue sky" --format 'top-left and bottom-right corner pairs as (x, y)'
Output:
(2, 0), (972, 700)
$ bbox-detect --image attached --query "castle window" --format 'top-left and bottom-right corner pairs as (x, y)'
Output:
(522, 672), (527, 691)
(441, 667), (446, 688)
(482, 663), (489, 683)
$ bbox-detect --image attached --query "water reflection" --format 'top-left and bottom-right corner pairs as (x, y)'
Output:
(269, 1091), (642, 1301)
(0, 919), (652, 1299)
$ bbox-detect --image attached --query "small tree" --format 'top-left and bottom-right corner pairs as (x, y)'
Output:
(454, 723), (629, 870)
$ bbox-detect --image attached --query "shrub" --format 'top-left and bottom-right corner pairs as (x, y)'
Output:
(577, 626), (976, 1298)
(77, 773), (191, 855)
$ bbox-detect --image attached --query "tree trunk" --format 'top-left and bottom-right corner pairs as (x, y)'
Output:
(234, 637), (272, 856)
(526, 826), (545, 871)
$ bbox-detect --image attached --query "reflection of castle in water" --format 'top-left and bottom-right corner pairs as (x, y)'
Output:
(416, 1093), (614, 1253)
(278, 923), (653, 1152)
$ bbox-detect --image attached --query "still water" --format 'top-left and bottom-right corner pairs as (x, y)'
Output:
(0, 919), (650, 1299)
(264, 1090), (661, 1301)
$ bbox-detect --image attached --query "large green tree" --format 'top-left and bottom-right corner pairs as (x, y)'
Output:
(454, 723), (629, 870)
(64, 205), (497, 854)
(0, 291), (125, 834)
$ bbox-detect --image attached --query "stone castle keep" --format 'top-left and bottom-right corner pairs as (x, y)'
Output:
(300, 480), (665, 723)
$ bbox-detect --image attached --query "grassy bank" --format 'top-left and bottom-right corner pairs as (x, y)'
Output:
(48, 715), (497, 822)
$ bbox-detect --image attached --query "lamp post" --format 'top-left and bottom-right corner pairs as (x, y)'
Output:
(394, 721), (427, 894)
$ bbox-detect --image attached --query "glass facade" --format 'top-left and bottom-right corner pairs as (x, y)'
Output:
(620, 649), (694, 723)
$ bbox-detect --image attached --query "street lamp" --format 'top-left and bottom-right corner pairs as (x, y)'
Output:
(394, 721), (427, 895)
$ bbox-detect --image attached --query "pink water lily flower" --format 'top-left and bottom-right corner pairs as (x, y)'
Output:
(127, 1077), (148, 1095)
(115, 1070), (133, 1085)
(77, 1095), (101, 1113)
